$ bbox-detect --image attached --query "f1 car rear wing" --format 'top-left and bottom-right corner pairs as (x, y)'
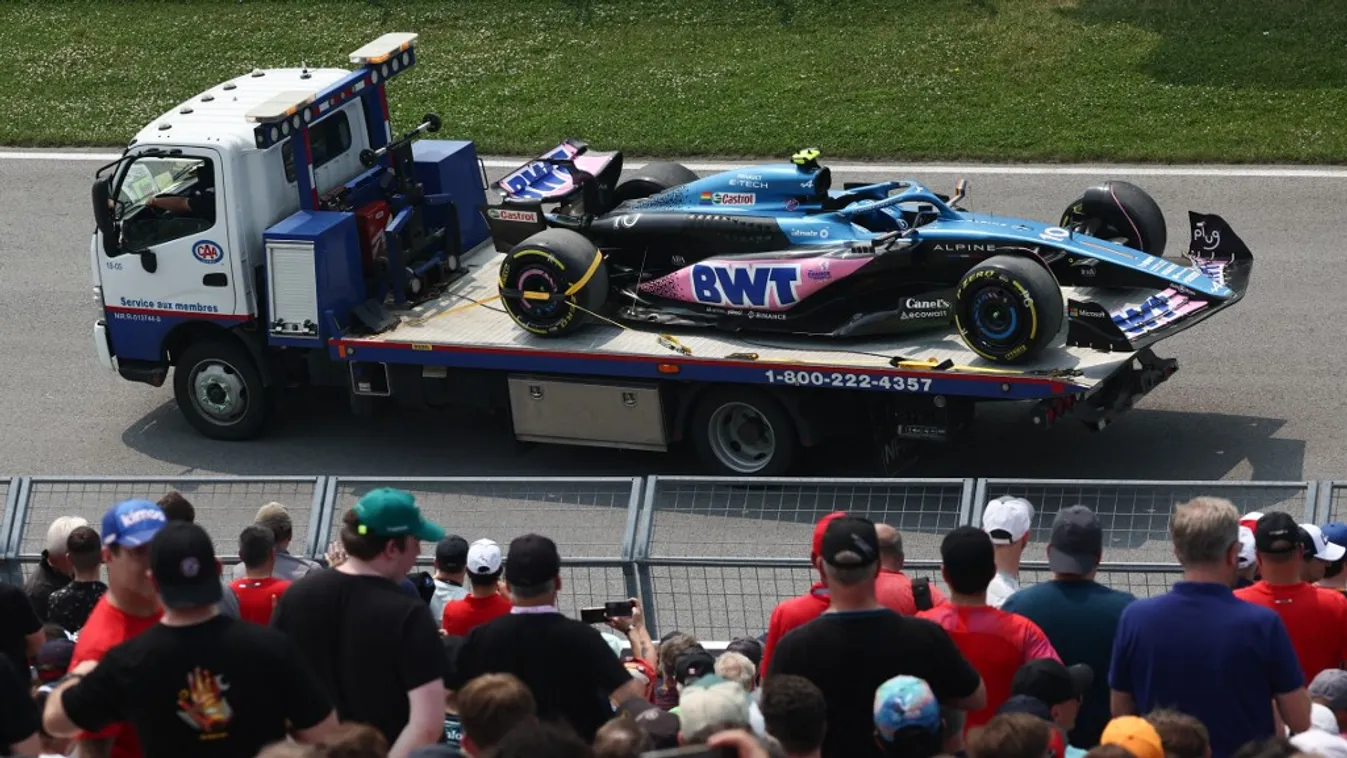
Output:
(1067, 211), (1254, 353)
(494, 139), (621, 201)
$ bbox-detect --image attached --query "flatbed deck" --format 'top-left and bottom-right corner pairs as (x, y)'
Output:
(330, 243), (1160, 403)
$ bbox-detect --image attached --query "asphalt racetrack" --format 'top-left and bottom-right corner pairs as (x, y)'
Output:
(0, 152), (1342, 482)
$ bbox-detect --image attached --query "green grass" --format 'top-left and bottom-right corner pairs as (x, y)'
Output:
(4, 0), (1347, 162)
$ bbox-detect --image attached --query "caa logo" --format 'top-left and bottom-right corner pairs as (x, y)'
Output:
(692, 263), (800, 308)
(193, 240), (224, 265)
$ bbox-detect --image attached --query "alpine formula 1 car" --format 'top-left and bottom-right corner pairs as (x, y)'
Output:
(481, 140), (1254, 364)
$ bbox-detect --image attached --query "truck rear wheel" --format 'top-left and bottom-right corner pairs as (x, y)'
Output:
(689, 387), (798, 475)
(173, 337), (270, 440)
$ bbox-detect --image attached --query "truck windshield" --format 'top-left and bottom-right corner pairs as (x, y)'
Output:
(114, 156), (209, 220)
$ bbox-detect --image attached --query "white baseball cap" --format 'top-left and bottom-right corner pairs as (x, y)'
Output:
(1237, 525), (1256, 569)
(1302, 524), (1347, 562)
(466, 538), (502, 575)
(982, 496), (1034, 544)
(1240, 512), (1265, 532)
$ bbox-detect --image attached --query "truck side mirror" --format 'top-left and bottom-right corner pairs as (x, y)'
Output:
(90, 177), (120, 257)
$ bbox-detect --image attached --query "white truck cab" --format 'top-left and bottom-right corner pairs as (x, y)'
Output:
(89, 33), (488, 439)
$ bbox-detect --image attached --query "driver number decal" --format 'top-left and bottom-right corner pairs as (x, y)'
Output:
(763, 369), (933, 392)
(1039, 227), (1070, 242)
(193, 240), (224, 264)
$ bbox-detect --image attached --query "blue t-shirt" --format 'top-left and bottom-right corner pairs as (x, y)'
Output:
(1002, 579), (1135, 749)
(1108, 581), (1304, 758)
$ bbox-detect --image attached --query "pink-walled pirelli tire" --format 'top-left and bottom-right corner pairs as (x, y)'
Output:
(498, 229), (609, 338)
(173, 337), (271, 441)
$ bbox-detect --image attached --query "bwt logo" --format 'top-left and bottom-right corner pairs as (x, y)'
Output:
(692, 263), (800, 308)
(501, 145), (573, 198)
(193, 240), (223, 265)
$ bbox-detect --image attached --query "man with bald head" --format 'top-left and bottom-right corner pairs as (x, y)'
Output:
(875, 523), (948, 614)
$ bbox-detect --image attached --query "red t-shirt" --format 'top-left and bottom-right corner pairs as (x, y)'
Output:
(876, 569), (948, 615)
(442, 593), (513, 636)
(69, 594), (163, 758)
(1235, 581), (1347, 681)
(761, 583), (830, 677)
(229, 576), (291, 626)
(918, 603), (1060, 730)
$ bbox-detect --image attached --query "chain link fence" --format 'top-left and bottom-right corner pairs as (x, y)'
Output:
(0, 474), (1331, 640)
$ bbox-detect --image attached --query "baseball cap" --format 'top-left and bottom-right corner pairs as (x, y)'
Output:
(941, 525), (996, 573)
(101, 499), (167, 548)
(1237, 526), (1257, 569)
(1254, 511), (1303, 554)
(812, 511), (849, 559)
(352, 488), (445, 542)
(467, 538), (503, 576)
(1291, 730), (1347, 758)
(1047, 505), (1103, 574)
(1241, 511), (1265, 531)
(679, 675), (752, 738)
(149, 520), (223, 609)
(1323, 523), (1347, 550)
(616, 696), (680, 748)
(34, 638), (75, 683)
(820, 515), (880, 568)
(504, 533), (560, 587)
(1303, 524), (1347, 561)
(1101, 716), (1165, 758)
(1011, 659), (1093, 706)
(983, 496), (1034, 544)
(1310, 669), (1347, 711)
(873, 675), (942, 742)
(998, 694), (1055, 721)
(435, 535), (469, 569)
(1312, 703), (1342, 735)
(675, 649), (718, 686)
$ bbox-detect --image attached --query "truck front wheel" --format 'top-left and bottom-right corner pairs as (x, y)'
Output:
(173, 338), (271, 441)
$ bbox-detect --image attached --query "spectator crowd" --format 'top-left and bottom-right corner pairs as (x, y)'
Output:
(3, 489), (1347, 758)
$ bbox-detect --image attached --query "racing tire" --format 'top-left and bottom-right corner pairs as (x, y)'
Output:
(614, 162), (701, 204)
(954, 255), (1065, 364)
(689, 387), (798, 476)
(498, 228), (609, 337)
(1059, 180), (1167, 255)
(173, 337), (271, 441)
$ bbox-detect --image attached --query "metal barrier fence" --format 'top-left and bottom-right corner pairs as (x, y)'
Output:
(0, 475), (1334, 640)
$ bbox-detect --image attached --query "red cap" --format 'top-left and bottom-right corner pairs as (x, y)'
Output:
(812, 511), (849, 559)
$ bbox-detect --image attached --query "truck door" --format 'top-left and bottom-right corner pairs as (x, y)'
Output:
(99, 147), (243, 362)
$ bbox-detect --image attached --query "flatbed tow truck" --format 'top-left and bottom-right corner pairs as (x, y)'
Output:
(88, 33), (1182, 475)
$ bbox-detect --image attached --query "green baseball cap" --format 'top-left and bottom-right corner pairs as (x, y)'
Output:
(352, 488), (445, 542)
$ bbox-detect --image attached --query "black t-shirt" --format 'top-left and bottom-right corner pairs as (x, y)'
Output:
(768, 608), (982, 758)
(47, 580), (108, 633)
(0, 582), (40, 679)
(270, 569), (443, 746)
(60, 615), (331, 758)
(0, 654), (39, 755)
(448, 612), (635, 743)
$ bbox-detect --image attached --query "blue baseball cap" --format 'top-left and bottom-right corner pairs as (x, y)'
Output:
(1322, 523), (1347, 550)
(101, 499), (167, 547)
(874, 675), (941, 741)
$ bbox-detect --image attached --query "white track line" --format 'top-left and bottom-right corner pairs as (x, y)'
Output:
(4, 150), (1346, 178)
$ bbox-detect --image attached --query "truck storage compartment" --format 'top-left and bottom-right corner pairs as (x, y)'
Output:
(507, 375), (667, 451)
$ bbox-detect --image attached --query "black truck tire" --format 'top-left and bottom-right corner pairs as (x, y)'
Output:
(954, 255), (1065, 364)
(1059, 180), (1167, 255)
(499, 228), (608, 337)
(614, 162), (701, 203)
(689, 387), (798, 475)
(173, 337), (271, 440)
